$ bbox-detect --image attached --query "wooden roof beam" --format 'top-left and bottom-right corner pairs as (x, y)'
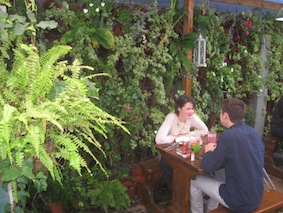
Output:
(210, 0), (283, 11)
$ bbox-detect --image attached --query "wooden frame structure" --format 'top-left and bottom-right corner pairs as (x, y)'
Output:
(182, 0), (283, 96)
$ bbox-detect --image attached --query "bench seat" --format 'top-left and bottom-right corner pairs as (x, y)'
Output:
(209, 189), (283, 213)
(262, 135), (283, 179)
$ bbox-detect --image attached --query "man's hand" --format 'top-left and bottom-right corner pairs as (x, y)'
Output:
(205, 143), (217, 153)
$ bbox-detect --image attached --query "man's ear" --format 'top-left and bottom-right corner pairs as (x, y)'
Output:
(224, 112), (230, 120)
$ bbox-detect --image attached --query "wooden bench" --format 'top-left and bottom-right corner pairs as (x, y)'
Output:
(209, 189), (283, 213)
(262, 135), (283, 179)
(139, 158), (164, 213)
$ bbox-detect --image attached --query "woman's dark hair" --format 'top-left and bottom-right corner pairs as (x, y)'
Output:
(174, 95), (196, 114)
(221, 98), (246, 123)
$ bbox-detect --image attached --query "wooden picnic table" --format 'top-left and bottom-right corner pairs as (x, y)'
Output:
(155, 136), (208, 213)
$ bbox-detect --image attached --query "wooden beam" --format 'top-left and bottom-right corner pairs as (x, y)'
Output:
(210, 0), (283, 11)
(183, 0), (194, 96)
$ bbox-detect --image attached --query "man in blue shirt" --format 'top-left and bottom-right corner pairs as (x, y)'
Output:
(190, 98), (264, 213)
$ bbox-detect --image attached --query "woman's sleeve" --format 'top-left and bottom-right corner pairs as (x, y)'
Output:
(155, 113), (176, 144)
(189, 114), (209, 136)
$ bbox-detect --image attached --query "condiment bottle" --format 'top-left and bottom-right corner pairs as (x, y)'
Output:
(190, 151), (195, 161)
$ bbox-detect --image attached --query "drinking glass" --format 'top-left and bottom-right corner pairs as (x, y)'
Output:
(190, 140), (201, 154)
(208, 132), (217, 143)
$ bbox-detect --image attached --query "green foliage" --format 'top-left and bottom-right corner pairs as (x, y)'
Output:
(0, 41), (128, 211)
(2, 2), (283, 212)
(42, 176), (65, 204)
(0, 0), (11, 7)
(43, 0), (115, 63)
(1, 1), (58, 46)
(245, 106), (256, 127)
(0, 158), (48, 210)
(55, 166), (131, 213)
(192, 4), (268, 128)
(87, 1), (192, 166)
(88, 179), (131, 213)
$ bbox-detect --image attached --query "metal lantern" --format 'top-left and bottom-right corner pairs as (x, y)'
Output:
(193, 34), (207, 67)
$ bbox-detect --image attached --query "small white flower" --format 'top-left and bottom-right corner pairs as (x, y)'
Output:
(89, 3), (94, 7)
(221, 76), (224, 82)
(83, 8), (88, 13)
(101, 2), (105, 7)
(154, 131), (157, 134)
(231, 68), (234, 72)
(95, 8), (100, 12)
(212, 72), (216, 76)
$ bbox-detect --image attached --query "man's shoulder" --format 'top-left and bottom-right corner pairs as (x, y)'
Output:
(221, 122), (259, 137)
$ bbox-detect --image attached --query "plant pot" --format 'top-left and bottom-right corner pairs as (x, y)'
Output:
(48, 201), (65, 213)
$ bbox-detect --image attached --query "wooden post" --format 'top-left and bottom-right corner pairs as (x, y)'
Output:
(183, 0), (194, 96)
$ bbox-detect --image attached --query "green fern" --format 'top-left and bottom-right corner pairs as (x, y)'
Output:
(0, 43), (129, 209)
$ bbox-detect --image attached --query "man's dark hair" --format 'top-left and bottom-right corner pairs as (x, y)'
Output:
(221, 98), (246, 123)
(174, 95), (196, 114)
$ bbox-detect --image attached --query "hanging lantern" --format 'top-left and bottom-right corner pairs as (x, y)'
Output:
(276, 7), (283, 21)
(193, 34), (207, 67)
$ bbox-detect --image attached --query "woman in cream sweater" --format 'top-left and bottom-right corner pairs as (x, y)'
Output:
(155, 95), (208, 190)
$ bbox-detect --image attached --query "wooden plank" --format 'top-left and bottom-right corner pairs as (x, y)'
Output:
(210, 0), (283, 11)
(209, 189), (283, 213)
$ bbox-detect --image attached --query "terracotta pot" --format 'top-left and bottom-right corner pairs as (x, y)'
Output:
(48, 201), (64, 213)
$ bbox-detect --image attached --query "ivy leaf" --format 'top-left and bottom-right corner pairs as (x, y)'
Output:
(0, 10), (8, 18)
(2, 167), (21, 182)
(13, 22), (29, 35)
(181, 55), (191, 71)
(26, 10), (36, 23)
(9, 14), (26, 23)
(21, 165), (35, 180)
(36, 20), (58, 29)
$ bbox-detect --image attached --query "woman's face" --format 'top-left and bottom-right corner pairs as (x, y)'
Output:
(178, 102), (195, 119)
